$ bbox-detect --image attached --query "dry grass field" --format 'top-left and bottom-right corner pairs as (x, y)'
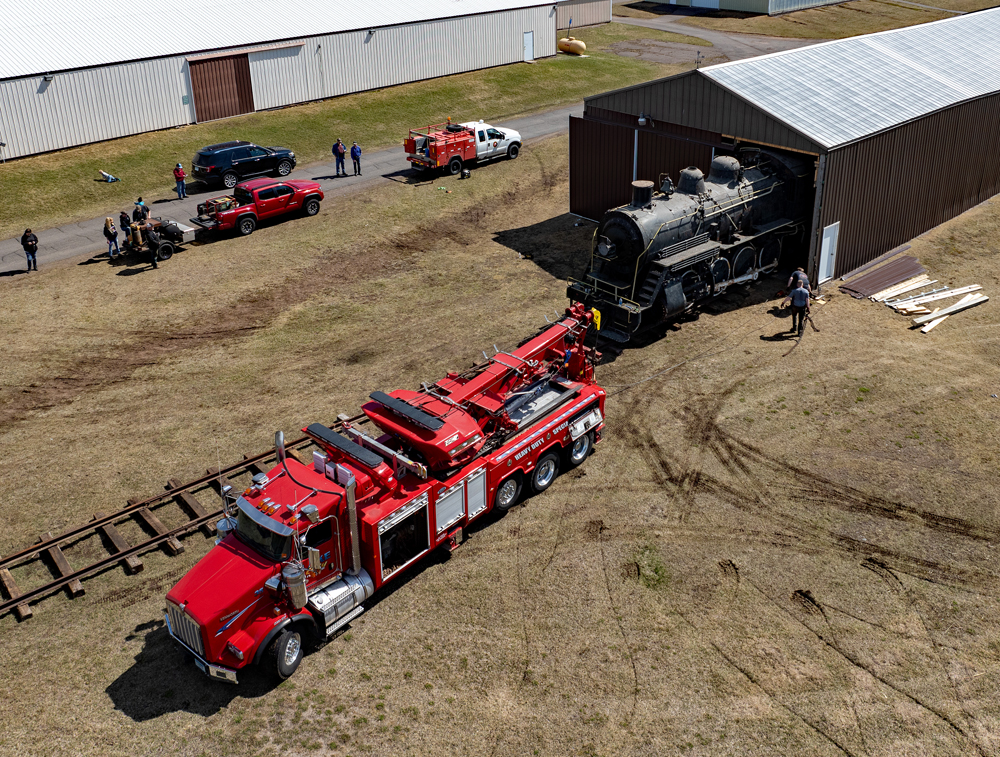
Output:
(2, 134), (1000, 757)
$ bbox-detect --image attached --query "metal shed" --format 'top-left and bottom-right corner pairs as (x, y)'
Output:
(557, 0), (613, 29)
(570, 8), (1000, 280)
(0, 0), (566, 160)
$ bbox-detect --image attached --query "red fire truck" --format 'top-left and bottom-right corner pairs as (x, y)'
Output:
(165, 305), (605, 682)
(404, 119), (521, 175)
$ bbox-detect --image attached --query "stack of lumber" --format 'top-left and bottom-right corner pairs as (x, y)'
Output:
(868, 274), (988, 332)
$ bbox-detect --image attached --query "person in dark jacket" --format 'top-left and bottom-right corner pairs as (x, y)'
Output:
(351, 142), (362, 176)
(787, 267), (811, 294)
(119, 210), (133, 249)
(144, 223), (160, 269)
(333, 139), (346, 176)
(20, 228), (38, 272)
(133, 197), (150, 223)
(782, 279), (811, 335)
(103, 217), (121, 259)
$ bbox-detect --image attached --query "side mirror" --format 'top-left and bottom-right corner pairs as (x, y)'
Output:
(307, 547), (321, 572)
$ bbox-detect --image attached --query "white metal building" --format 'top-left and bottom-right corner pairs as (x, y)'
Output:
(0, 0), (607, 160)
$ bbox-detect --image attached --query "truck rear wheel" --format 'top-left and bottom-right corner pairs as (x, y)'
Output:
(494, 474), (522, 512)
(222, 171), (239, 189)
(238, 216), (256, 236)
(531, 452), (560, 493)
(567, 432), (593, 468)
(448, 157), (463, 176)
(266, 628), (303, 680)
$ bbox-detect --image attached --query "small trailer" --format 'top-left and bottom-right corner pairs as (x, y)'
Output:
(122, 217), (198, 261)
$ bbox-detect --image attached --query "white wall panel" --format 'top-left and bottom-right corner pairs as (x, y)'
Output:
(557, 0), (611, 29)
(1, 6), (555, 158)
(0, 56), (195, 159)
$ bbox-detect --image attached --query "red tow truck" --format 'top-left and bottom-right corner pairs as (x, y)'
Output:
(404, 119), (522, 175)
(165, 305), (605, 682)
(189, 178), (324, 237)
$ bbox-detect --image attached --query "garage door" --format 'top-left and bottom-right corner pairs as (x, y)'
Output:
(189, 54), (254, 123)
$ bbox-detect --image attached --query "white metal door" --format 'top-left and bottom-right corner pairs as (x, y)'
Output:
(466, 468), (487, 519)
(523, 32), (534, 62)
(819, 222), (840, 283)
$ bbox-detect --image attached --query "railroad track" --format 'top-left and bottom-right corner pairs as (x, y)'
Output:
(0, 416), (364, 622)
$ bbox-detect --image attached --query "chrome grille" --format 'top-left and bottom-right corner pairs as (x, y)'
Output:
(167, 603), (204, 656)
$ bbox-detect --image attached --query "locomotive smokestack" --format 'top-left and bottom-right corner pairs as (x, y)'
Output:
(631, 180), (654, 207)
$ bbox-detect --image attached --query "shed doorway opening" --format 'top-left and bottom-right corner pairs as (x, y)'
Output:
(189, 54), (254, 123)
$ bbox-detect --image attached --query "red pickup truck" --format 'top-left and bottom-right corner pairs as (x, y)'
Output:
(191, 178), (324, 236)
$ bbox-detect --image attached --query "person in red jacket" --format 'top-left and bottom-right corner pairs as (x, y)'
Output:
(173, 163), (187, 199)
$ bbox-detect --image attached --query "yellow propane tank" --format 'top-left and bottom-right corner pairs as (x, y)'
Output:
(558, 37), (586, 55)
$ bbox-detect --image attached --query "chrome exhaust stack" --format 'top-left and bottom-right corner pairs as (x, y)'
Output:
(275, 431), (286, 463)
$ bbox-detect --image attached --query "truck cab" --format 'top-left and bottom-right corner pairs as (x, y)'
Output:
(461, 121), (521, 162)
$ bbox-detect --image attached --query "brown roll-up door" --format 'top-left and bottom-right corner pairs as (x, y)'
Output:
(189, 54), (254, 123)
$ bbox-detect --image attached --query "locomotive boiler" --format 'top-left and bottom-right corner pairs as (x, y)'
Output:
(567, 149), (814, 342)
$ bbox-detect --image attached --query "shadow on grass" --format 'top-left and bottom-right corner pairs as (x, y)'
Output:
(0, 269), (29, 278)
(106, 619), (273, 721)
(492, 213), (594, 282)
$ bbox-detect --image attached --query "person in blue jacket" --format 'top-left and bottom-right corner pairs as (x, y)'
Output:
(351, 142), (362, 176)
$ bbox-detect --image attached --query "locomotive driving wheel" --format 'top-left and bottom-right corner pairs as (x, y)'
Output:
(732, 246), (756, 278)
(758, 238), (781, 272)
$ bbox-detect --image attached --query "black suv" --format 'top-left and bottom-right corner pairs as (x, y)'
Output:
(191, 141), (297, 189)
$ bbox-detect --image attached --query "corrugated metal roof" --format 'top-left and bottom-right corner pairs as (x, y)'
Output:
(0, 0), (553, 80)
(701, 8), (1000, 149)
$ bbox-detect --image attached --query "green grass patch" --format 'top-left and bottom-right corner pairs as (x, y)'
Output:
(2, 23), (694, 240)
(675, 0), (977, 39)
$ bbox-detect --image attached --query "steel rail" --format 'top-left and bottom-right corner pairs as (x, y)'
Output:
(0, 406), (417, 618)
(0, 508), (223, 616)
(0, 434), (310, 570)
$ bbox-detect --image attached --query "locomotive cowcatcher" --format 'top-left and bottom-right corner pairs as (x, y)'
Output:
(165, 304), (606, 682)
(567, 149), (814, 343)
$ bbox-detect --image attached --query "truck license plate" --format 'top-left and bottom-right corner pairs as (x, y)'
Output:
(194, 658), (206, 674)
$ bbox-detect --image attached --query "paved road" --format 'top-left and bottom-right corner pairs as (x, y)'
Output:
(613, 11), (817, 60)
(0, 105), (583, 275)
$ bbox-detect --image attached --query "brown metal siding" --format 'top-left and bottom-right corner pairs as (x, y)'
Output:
(570, 115), (715, 220)
(818, 91), (1000, 276)
(636, 130), (714, 195)
(586, 71), (823, 155)
(189, 54), (253, 123)
(569, 116), (634, 220)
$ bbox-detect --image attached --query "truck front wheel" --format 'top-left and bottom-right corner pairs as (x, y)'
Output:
(266, 629), (303, 680)
(508, 143), (520, 160)
(448, 157), (463, 176)
(304, 198), (321, 216)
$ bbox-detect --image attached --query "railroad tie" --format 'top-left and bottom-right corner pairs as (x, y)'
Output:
(167, 479), (217, 536)
(0, 567), (32, 620)
(242, 454), (268, 478)
(129, 498), (184, 555)
(206, 467), (236, 498)
(92, 515), (144, 574)
(39, 532), (86, 596)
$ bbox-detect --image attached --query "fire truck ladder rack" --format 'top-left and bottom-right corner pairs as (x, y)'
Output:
(0, 414), (365, 622)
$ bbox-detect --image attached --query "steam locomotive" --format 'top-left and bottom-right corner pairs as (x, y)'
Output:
(567, 149), (814, 343)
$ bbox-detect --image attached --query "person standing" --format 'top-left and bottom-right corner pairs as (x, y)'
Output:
(144, 223), (160, 269)
(782, 279), (811, 335)
(787, 267), (811, 294)
(103, 217), (121, 259)
(20, 228), (38, 272)
(351, 141), (362, 176)
(333, 138), (346, 176)
(173, 163), (188, 199)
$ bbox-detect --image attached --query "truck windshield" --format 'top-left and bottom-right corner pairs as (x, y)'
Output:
(234, 497), (294, 562)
